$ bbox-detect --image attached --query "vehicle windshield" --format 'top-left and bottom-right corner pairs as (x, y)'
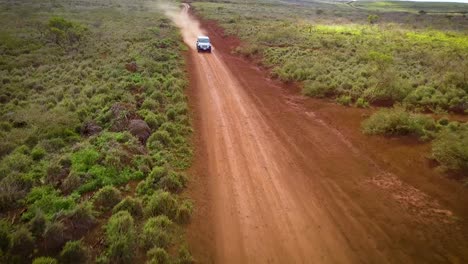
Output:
(198, 38), (209, 43)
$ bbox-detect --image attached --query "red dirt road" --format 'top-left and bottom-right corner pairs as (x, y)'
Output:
(167, 4), (468, 264)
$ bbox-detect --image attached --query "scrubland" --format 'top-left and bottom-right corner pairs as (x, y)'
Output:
(192, 0), (468, 177)
(0, 0), (194, 263)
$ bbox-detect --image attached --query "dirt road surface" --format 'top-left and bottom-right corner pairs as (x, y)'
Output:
(165, 3), (468, 264)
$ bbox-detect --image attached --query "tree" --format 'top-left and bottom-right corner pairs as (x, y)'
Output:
(47, 17), (87, 48)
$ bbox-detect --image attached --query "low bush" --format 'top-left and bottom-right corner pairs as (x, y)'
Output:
(149, 166), (168, 182)
(176, 200), (193, 224)
(144, 112), (166, 131)
(112, 197), (143, 217)
(70, 147), (100, 173)
(10, 226), (34, 255)
(144, 191), (178, 219)
(0, 174), (31, 210)
(355, 98), (369, 108)
(147, 130), (172, 149)
(336, 95), (352, 106)
(362, 108), (436, 139)
(136, 179), (154, 197)
(302, 81), (334, 98)
(28, 210), (47, 237)
(31, 146), (46, 160)
(43, 221), (67, 251)
(23, 186), (77, 221)
(60, 202), (97, 235)
(60, 240), (88, 264)
(141, 216), (173, 249)
(0, 220), (11, 253)
(0, 149), (33, 175)
(158, 171), (187, 193)
(177, 245), (195, 264)
(147, 247), (170, 264)
(92, 186), (122, 211)
(432, 127), (468, 174)
(32, 257), (58, 264)
(61, 171), (85, 194)
(105, 211), (136, 263)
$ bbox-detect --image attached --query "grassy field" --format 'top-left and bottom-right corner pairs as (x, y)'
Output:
(0, 0), (195, 263)
(350, 1), (468, 14)
(192, 0), (468, 177)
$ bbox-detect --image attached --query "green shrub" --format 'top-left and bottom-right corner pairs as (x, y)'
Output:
(0, 150), (33, 175)
(176, 200), (193, 224)
(60, 240), (88, 264)
(61, 171), (85, 194)
(432, 128), (468, 173)
(166, 108), (177, 121)
(47, 17), (88, 47)
(149, 166), (168, 182)
(71, 147), (100, 173)
(144, 191), (178, 219)
(23, 186), (77, 221)
(362, 108), (435, 139)
(303, 81), (334, 98)
(355, 98), (369, 108)
(367, 14), (379, 24)
(32, 257), (58, 264)
(28, 210), (47, 237)
(141, 98), (158, 111)
(136, 179), (153, 197)
(147, 130), (172, 149)
(141, 216), (173, 249)
(93, 186), (122, 211)
(0, 174), (31, 210)
(0, 220), (11, 253)
(158, 171), (187, 193)
(0, 122), (12, 132)
(145, 112), (166, 131)
(438, 118), (450, 126)
(10, 226), (34, 255)
(60, 202), (97, 233)
(363, 79), (410, 105)
(31, 146), (46, 160)
(336, 95), (352, 106)
(43, 221), (67, 251)
(112, 197), (143, 217)
(105, 211), (136, 263)
(147, 247), (170, 264)
(177, 245), (194, 264)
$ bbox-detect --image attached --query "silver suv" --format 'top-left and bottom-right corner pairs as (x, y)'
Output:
(196, 36), (211, 53)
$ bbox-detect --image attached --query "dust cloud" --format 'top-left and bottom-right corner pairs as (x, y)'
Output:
(153, 1), (205, 49)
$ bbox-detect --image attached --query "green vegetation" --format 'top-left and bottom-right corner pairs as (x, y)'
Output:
(32, 257), (58, 264)
(104, 211), (136, 263)
(432, 126), (468, 174)
(92, 186), (122, 211)
(351, 1), (468, 14)
(194, 0), (468, 114)
(363, 108), (468, 176)
(0, 0), (194, 262)
(362, 108), (436, 139)
(193, 0), (468, 180)
(60, 240), (89, 264)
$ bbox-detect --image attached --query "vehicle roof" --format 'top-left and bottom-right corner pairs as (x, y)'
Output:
(197, 36), (210, 39)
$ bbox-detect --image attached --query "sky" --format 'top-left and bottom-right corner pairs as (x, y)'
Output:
(354, 0), (468, 3)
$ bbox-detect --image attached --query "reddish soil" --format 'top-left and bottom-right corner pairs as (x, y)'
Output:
(168, 4), (468, 264)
